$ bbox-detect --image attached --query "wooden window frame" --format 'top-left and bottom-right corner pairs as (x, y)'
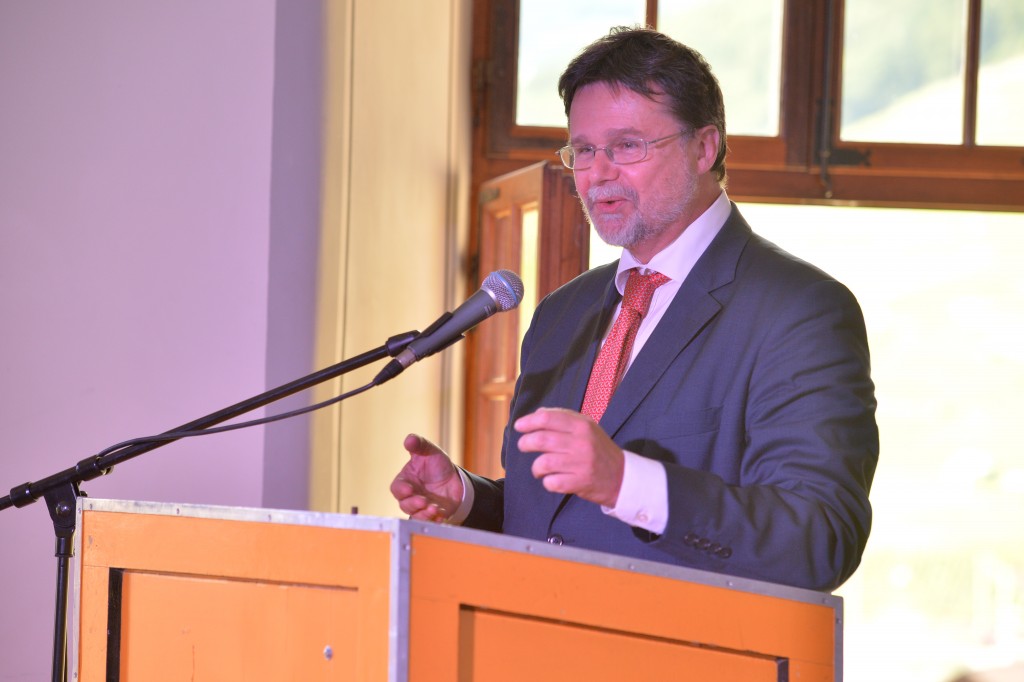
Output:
(471, 0), (1024, 215)
(462, 0), (1023, 472)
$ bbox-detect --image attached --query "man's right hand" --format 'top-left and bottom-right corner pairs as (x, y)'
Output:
(389, 433), (464, 523)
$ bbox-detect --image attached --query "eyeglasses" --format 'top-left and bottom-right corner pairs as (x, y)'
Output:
(556, 130), (691, 170)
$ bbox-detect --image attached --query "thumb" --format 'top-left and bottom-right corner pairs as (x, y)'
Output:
(403, 433), (442, 458)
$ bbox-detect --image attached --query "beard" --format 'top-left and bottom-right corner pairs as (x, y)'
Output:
(582, 174), (699, 251)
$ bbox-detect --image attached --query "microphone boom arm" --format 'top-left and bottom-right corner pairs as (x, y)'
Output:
(0, 329), (419, 682)
(2, 330), (420, 512)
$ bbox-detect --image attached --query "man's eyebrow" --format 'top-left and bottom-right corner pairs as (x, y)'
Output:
(568, 127), (643, 145)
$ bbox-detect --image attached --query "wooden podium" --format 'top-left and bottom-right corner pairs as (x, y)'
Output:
(71, 499), (842, 681)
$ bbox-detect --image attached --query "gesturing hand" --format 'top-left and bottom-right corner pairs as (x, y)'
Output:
(389, 434), (464, 523)
(514, 407), (625, 508)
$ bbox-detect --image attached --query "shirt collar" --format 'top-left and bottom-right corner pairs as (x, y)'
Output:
(614, 190), (731, 294)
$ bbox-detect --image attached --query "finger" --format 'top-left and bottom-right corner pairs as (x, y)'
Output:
(517, 428), (576, 455)
(537, 472), (574, 495)
(531, 452), (561, 479)
(397, 494), (430, 516)
(426, 502), (449, 521)
(404, 432), (447, 459)
(515, 407), (591, 435)
(403, 433), (428, 454)
(390, 476), (415, 499)
(409, 502), (449, 523)
(514, 407), (566, 433)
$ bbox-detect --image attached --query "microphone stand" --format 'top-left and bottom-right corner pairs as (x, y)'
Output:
(0, 330), (419, 682)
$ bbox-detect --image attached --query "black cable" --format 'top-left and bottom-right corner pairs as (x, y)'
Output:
(90, 379), (377, 460)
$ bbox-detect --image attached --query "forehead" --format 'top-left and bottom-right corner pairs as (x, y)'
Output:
(567, 81), (675, 140)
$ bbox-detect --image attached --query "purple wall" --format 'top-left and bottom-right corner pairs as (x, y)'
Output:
(0, 2), (322, 678)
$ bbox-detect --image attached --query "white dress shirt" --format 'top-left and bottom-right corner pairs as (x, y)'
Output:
(601, 190), (730, 533)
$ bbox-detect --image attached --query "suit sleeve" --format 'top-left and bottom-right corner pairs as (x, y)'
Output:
(462, 472), (504, 532)
(458, 296), (550, 534)
(458, 286), (562, 535)
(651, 278), (878, 591)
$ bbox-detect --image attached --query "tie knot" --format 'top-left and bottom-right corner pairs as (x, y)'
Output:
(622, 269), (669, 317)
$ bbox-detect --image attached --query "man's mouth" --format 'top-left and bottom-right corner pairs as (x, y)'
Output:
(594, 199), (624, 211)
(588, 186), (635, 214)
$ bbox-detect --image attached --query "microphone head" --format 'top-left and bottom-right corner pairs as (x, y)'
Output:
(483, 270), (525, 312)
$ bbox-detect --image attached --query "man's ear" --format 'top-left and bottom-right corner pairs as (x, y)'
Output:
(692, 125), (722, 175)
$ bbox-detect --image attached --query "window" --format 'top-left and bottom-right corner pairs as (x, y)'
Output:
(594, 203), (1024, 680)
(747, 205), (1024, 682)
(469, 2), (1024, 680)
(473, 0), (1024, 210)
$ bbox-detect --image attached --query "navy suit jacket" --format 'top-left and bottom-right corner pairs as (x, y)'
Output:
(464, 204), (878, 591)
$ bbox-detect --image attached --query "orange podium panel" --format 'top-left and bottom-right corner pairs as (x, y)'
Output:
(72, 499), (842, 681)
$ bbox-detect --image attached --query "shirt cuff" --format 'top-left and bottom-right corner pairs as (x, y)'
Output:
(602, 450), (669, 534)
(445, 466), (475, 525)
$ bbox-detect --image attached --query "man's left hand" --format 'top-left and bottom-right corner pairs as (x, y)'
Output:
(514, 407), (625, 507)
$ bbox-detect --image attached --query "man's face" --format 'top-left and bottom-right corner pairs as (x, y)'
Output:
(568, 82), (702, 263)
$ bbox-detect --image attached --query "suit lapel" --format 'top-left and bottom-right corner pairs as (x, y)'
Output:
(551, 269), (622, 412)
(543, 207), (752, 529)
(598, 207), (752, 438)
(524, 268), (619, 529)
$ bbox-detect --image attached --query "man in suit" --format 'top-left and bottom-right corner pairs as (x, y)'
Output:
(391, 27), (878, 592)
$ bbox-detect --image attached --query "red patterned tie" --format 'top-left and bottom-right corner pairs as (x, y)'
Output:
(581, 269), (670, 422)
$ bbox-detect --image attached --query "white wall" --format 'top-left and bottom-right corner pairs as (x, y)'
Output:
(0, 1), (471, 675)
(0, 2), (322, 678)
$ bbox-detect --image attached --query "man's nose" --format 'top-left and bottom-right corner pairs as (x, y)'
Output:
(588, 148), (618, 180)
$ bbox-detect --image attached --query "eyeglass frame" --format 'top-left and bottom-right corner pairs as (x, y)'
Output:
(555, 129), (693, 170)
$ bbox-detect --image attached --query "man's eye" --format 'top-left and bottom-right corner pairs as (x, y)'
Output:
(575, 145), (596, 155)
(616, 139), (643, 151)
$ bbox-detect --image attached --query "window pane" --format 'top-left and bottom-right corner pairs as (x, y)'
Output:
(516, 0), (645, 127)
(841, 0), (966, 144)
(659, 0), (783, 137)
(977, 0), (1024, 146)
(591, 203), (1024, 681)
(745, 204), (1024, 682)
(519, 205), (540, 350)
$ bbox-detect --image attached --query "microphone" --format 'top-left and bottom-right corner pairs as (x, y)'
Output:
(374, 270), (524, 385)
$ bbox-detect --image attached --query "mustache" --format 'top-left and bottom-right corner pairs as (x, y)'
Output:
(586, 184), (638, 204)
